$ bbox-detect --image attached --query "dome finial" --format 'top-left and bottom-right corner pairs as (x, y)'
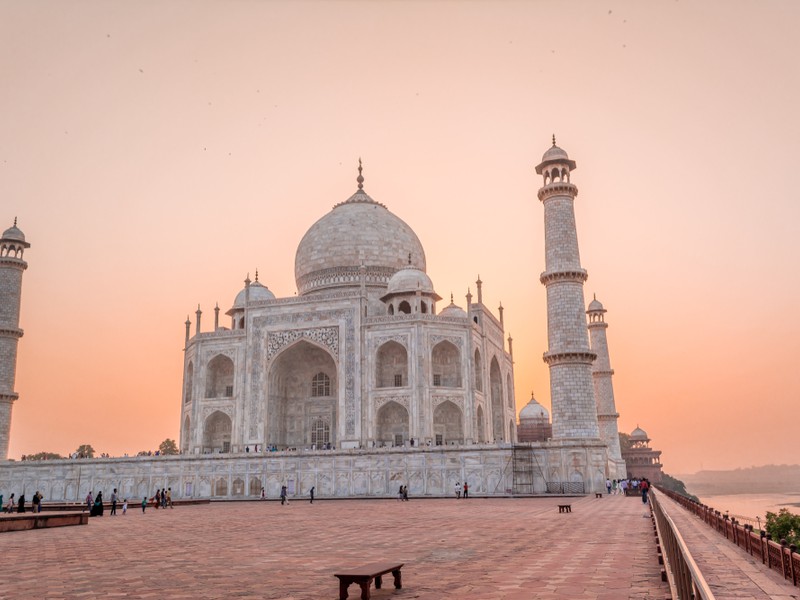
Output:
(357, 157), (364, 191)
(13, 216), (17, 227)
(552, 134), (556, 146)
(255, 269), (259, 282)
(408, 252), (412, 266)
(450, 292), (454, 303)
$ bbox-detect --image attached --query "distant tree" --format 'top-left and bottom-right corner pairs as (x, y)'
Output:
(159, 439), (179, 455)
(660, 473), (699, 502)
(618, 432), (632, 452)
(25, 451), (63, 461)
(75, 444), (95, 458)
(765, 508), (800, 546)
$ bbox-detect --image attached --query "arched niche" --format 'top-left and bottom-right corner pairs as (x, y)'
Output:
(475, 405), (486, 443)
(376, 341), (408, 388)
(376, 401), (409, 446)
(433, 400), (463, 445)
(490, 357), (504, 441)
(474, 348), (483, 392)
(181, 415), (191, 453)
(205, 354), (234, 398)
(203, 411), (232, 453)
(431, 340), (461, 388)
(184, 362), (194, 404)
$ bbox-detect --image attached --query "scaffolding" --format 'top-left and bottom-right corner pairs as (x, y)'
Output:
(511, 444), (545, 495)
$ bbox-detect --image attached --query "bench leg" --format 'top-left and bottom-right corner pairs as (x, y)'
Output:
(359, 579), (371, 600)
(339, 578), (350, 600)
(375, 575), (382, 589)
(392, 569), (402, 589)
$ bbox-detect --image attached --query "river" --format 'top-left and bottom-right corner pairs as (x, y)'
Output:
(698, 492), (800, 528)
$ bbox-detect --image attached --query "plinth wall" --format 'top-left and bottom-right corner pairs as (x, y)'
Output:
(0, 442), (609, 501)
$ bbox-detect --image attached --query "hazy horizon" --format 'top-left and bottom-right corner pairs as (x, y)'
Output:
(3, 1), (799, 473)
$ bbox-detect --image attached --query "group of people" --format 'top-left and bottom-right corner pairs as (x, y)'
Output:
(397, 485), (409, 501)
(454, 482), (470, 499)
(2, 491), (44, 513)
(605, 478), (651, 503)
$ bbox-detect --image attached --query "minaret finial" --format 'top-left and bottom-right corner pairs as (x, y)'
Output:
(357, 158), (364, 191)
(552, 134), (556, 146)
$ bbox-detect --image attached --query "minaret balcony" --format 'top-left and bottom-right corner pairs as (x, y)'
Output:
(0, 327), (24, 339)
(539, 269), (588, 285)
(538, 182), (578, 202)
(543, 350), (597, 366)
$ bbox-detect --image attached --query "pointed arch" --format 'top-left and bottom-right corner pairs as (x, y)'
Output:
(475, 405), (486, 443)
(203, 411), (232, 453)
(473, 348), (483, 392)
(431, 340), (462, 388)
(490, 357), (504, 441)
(376, 401), (409, 446)
(376, 341), (408, 388)
(205, 354), (234, 398)
(506, 373), (514, 409)
(433, 400), (463, 445)
(184, 361), (194, 404)
(181, 415), (191, 453)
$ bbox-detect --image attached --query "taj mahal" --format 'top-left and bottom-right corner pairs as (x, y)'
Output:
(0, 141), (628, 499)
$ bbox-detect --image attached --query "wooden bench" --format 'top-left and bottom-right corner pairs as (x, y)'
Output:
(334, 562), (403, 600)
(557, 504), (572, 513)
(595, 492), (603, 498)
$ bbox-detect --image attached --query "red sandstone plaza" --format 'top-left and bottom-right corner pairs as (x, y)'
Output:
(2, 496), (670, 600)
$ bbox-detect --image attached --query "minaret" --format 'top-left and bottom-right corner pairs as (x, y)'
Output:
(536, 139), (600, 440)
(587, 296), (626, 476)
(0, 219), (30, 460)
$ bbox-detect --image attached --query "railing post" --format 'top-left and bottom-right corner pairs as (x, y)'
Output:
(790, 544), (797, 585)
(761, 531), (767, 565)
(766, 533), (772, 568)
(780, 539), (788, 579)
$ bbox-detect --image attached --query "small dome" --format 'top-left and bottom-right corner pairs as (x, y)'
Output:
(439, 298), (467, 318)
(2, 223), (25, 242)
(232, 280), (276, 309)
(385, 265), (435, 296)
(519, 394), (550, 421)
(630, 426), (648, 440)
(541, 144), (569, 163)
(587, 297), (604, 312)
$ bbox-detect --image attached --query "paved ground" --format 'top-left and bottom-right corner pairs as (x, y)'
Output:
(1, 494), (669, 600)
(657, 494), (799, 600)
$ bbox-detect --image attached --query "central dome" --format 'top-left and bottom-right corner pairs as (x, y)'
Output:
(295, 189), (426, 295)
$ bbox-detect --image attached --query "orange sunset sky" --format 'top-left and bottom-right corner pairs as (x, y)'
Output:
(2, 1), (798, 474)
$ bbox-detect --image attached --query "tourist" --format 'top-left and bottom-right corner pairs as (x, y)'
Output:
(0, 493), (3, 512)
(122, 498), (128, 515)
(402, 485), (408, 501)
(110, 488), (118, 516)
(166, 488), (173, 508)
(17, 493), (25, 513)
(455, 482), (461, 499)
(32, 490), (42, 512)
(641, 479), (650, 504)
(161, 488), (167, 508)
(280, 485), (288, 505)
(606, 478), (612, 495)
(463, 481), (469, 499)
(6, 493), (14, 513)
(397, 485), (403, 501)
(141, 497), (147, 513)
(309, 486), (315, 504)
(90, 491), (104, 516)
(154, 489), (161, 509)
(260, 487), (266, 500)
(86, 491), (93, 512)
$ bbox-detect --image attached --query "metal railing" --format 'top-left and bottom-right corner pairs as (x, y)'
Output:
(650, 490), (716, 599)
(657, 487), (799, 588)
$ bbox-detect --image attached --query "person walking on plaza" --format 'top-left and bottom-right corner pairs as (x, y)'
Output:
(606, 479), (612, 495)
(260, 487), (266, 500)
(309, 486), (315, 504)
(280, 485), (287, 505)
(110, 488), (118, 516)
(6, 493), (14, 513)
(402, 485), (408, 501)
(17, 493), (26, 513)
(90, 491), (104, 517)
(0, 494), (3, 512)
(154, 489), (160, 509)
(122, 498), (128, 515)
(455, 482), (461, 499)
(463, 481), (469, 499)
(86, 491), (93, 512)
(641, 479), (650, 504)
(141, 497), (147, 513)
(166, 488), (173, 508)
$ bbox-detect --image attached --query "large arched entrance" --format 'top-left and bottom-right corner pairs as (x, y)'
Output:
(376, 401), (409, 446)
(433, 400), (463, 445)
(268, 340), (337, 449)
(203, 411), (232, 453)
